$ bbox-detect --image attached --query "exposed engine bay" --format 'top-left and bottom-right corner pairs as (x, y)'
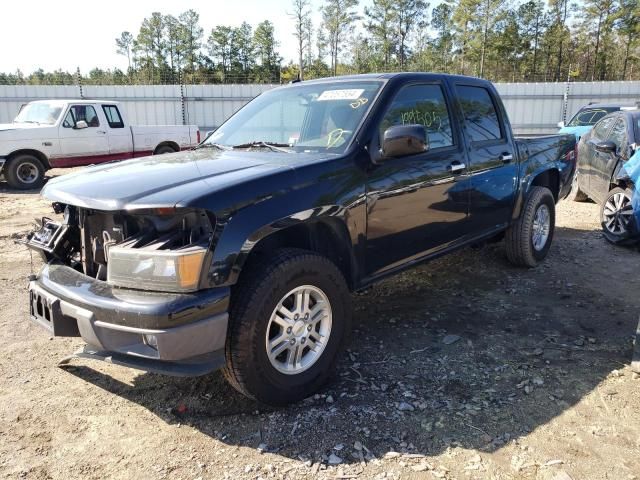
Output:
(24, 203), (215, 291)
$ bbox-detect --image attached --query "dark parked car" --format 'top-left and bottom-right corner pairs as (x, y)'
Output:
(24, 73), (576, 405)
(571, 110), (640, 244)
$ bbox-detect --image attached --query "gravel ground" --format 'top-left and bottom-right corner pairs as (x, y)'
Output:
(0, 169), (639, 480)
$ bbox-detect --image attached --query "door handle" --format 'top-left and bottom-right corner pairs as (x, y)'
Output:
(500, 152), (513, 163)
(97, 130), (106, 134)
(447, 162), (466, 173)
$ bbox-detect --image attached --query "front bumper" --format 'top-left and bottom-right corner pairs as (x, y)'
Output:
(29, 263), (230, 376)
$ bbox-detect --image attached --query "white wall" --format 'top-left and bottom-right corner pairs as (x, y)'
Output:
(1, 81), (639, 135)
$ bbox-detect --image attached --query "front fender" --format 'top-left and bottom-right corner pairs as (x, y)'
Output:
(207, 201), (361, 287)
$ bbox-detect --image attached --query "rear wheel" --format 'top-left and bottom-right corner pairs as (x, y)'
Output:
(600, 187), (636, 245)
(4, 154), (45, 190)
(222, 248), (351, 405)
(505, 186), (556, 267)
(568, 172), (589, 202)
(154, 145), (176, 155)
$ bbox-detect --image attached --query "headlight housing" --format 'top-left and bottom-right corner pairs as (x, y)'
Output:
(106, 246), (207, 293)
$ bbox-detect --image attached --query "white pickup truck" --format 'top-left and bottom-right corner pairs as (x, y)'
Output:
(0, 100), (200, 189)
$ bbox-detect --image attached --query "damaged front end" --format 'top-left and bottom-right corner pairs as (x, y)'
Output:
(23, 204), (230, 376)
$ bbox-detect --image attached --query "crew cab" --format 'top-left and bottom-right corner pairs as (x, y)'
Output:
(0, 100), (200, 189)
(23, 73), (576, 405)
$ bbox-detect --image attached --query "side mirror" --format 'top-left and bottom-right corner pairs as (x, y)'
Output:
(74, 120), (88, 130)
(381, 124), (428, 159)
(595, 141), (616, 153)
(557, 121), (565, 129)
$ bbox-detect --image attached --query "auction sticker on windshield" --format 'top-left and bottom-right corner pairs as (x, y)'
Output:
(318, 89), (365, 101)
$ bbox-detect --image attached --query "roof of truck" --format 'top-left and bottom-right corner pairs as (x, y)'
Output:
(303, 72), (490, 81)
(29, 99), (119, 105)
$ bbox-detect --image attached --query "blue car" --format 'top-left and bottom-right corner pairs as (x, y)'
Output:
(558, 103), (636, 141)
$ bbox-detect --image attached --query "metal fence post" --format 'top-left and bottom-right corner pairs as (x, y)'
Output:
(76, 67), (84, 99)
(178, 70), (186, 126)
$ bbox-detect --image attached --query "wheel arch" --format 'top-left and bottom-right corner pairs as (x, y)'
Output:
(7, 149), (51, 170)
(512, 167), (560, 221)
(153, 141), (180, 154)
(212, 209), (359, 291)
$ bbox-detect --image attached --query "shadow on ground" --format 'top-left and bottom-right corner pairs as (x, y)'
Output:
(61, 226), (638, 465)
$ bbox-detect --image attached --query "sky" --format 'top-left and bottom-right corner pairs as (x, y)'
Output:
(0, 0), (336, 74)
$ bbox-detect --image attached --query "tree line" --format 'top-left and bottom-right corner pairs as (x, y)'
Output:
(1, 0), (639, 86)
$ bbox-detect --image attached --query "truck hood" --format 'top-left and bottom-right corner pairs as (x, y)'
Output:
(0, 122), (49, 131)
(41, 148), (330, 211)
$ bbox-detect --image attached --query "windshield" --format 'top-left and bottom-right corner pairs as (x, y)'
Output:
(567, 107), (619, 127)
(14, 102), (63, 125)
(204, 81), (383, 153)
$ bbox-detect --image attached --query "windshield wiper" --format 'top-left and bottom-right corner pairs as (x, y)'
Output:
(232, 141), (292, 153)
(195, 142), (231, 151)
(16, 120), (40, 124)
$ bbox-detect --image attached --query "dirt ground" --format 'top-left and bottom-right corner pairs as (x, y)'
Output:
(0, 169), (639, 480)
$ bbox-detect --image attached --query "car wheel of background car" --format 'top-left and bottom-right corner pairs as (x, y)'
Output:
(600, 187), (636, 245)
(154, 145), (176, 155)
(505, 186), (556, 267)
(222, 248), (352, 405)
(4, 154), (45, 190)
(568, 172), (589, 202)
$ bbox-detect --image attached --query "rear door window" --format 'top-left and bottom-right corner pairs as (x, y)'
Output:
(102, 105), (124, 128)
(455, 85), (503, 142)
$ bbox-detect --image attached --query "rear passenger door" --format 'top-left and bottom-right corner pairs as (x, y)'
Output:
(453, 83), (517, 234)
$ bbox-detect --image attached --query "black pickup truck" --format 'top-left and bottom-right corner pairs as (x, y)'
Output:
(25, 73), (576, 405)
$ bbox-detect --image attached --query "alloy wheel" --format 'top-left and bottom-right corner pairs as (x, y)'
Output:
(265, 285), (332, 375)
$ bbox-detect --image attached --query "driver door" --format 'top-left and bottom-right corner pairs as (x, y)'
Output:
(583, 115), (617, 202)
(365, 82), (472, 278)
(591, 115), (629, 200)
(57, 104), (109, 166)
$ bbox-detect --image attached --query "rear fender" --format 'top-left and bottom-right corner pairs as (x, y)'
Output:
(511, 164), (562, 221)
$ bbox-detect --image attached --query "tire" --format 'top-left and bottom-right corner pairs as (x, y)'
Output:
(600, 187), (637, 245)
(222, 248), (352, 405)
(567, 171), (589, 202)
(4, 154), (46, 190)
(505, 186), (556, 267)
(154, 145), (176, 155)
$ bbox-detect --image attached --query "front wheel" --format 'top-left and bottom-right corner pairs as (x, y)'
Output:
(600, 187), (636, 245)
(222, 248), (352, 405)
(505, 186), (556, 267)
(4, 154), (46, 190)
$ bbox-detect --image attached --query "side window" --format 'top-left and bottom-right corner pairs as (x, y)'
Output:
(456, 85), (503, 142)
(102, 105), (124, 128)
(607, 118), (627, 152)
(592, 116), (615, 140)
(379, 84), (454, 150)
(62, 105), (100, 128)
